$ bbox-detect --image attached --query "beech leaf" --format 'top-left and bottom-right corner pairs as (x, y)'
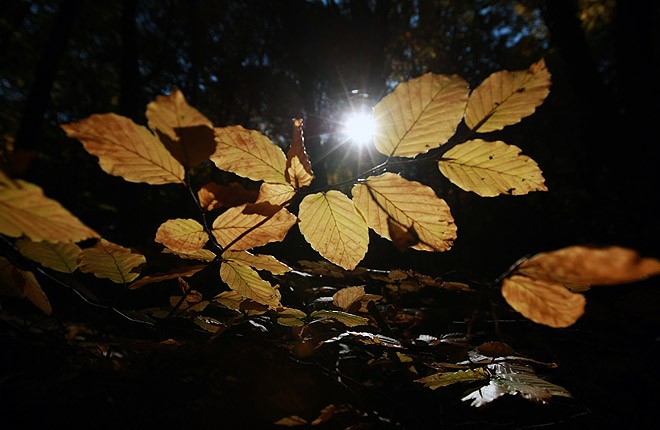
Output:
(465, 58), (551, 133)
(439, 139), (547, 197)
(373, 73), (468, 157)
(285, 118), (314, 189)
(212, 125), (287, 184)
(220, 260), (281, 308)
(197, 182), (258, 211)
(163, 248), (216, 262)
(416, 368), (488, 390)
(16, 239), (81, 274)
(256, 182), (296, 206)
(78, 239), (146, 284)
(155, 218), (208, 253)
(0, 178), (99, 242)
(61, 113), (185, 184)
(501, 275), (585, 328)
(222, 250), (290, 275)
(0, 257), (51, 315)
(332, 286), (365, 311)
(310, 310), (369, 327)
(352, 172), (456, 252)
(298, 191), (369, 270)
(129, 265), (206, 290)
(212, 202), (296, 251)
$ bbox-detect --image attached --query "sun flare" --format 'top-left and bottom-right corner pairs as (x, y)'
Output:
(342, 111), (376, 145)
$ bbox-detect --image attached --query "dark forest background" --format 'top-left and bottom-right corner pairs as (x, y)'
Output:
(2, 1), (660, 428)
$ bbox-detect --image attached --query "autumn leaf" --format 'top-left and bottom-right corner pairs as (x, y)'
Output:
(352, 172), (456, 252)
(0, 256), (52, 315)
(416, 368), (488, 390)
(0, 178), (99, 242)
(465, 58), (551, 133)
(276, 307), (307, 327)
(310, 310), (369, 327)
(333, 286), (365, 311)
(439, 139), (547, 197)
(256, 182), (296, 206)
(285, 118), (314, 189)
(373, 73), (468, 157)
(155, 218), (209, 253)
(145, 89), (215, 168)
(16, 239), (81, 274)
(78, 239), (146, 284)
(212, 202), (296, 251)
(298, 191), (369, 270)
(222, 250), (290, 275)
(61, 113), (185, 184)
(213, 290), (268, 315)
(516, 245), (660, 288)
(501, 275), (585, 328)
(212, 125), (288, 183)
(129, 265), (206, 290)
(220, 260), (281, 308)
(197, 182), (258, 211)
(163, 248), (216, 262)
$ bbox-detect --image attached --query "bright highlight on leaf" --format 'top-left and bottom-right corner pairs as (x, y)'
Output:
(78, 239), (146, 284)
(439, 139), (547, 197)
(373, 73), (468, 157)
(298, 191), (369, 270)
(17, 239), (81, 274)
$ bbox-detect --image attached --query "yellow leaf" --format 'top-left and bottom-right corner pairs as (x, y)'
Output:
(155, 218), (208, 253)
(351, 173), (456, 252)
(310, 310), (369, 327)
(332, 285), (365, 310)
(163, 248), (216, 262)
(211, 125), (287, 183)
(373, 73), (469, 157)
(465, 58), (551, 133)
(222, 250), (290, 275)
(298, 191), (369, 270)
(516, 245), (660, 288)
(0, 257), (52, 315)
(197, 182), (258, 211)
(212, 202), (296, 251)
(285, 118), (314, 188)
(439, 139), (547, 197)
(256, 182), (296, 206)
(213, 290), (268, 315)
(78, 239), (146, 284)
(129, 265), (206, 289)
(0, 179), (99, 242)
(61, 113), (185, 184)
(145, 89), (214, 167)
(220, 260), (281, 308)
(501, 275), (585, 328)
(16, 239), (81, 274)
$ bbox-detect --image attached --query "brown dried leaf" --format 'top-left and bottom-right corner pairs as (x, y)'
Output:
(129, 265), (206, 290)
(285, 118), (314, 189)
(332, 285), (365, 310)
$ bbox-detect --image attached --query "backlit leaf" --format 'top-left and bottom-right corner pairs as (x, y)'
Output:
(129, 265), (206, 290)
(212, 125), (287, 184)
(145, 89), (215, 167)
(212, 202), (296, 251)
(516, 245), (660, 288)
(373, 73), (468, 157)
(155, 218), (208, 253)
(0, 256), (51, 315)
(416, 368), (488, 390)
(352, 173), (456, 252)
(78, 239), (146, 284)
(220, 260), (281, 308)
(333, 286), (365, 311)
(61, 113), (185, 184)
(310, 310), (369, 327)
(0, 178), (99, 242)
(298, 191), (369, 270)
(439, 139), (547, 197)
(276, 307), (307, 327)
(197, 182), (258, 211)
(163, 248), (216, 262)
(465, 58), (551, 133)
(256, 182), (296, 206)
(16, 239), (81, 274)
(222, 250), (290, 275)
(501, 275), (585, 328)
(285, 118), (314, 189)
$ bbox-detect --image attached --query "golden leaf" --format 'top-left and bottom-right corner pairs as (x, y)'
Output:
(212, 202), (296, 251)
(439, 139), (547, 197)
(163, 248), (216, 262)
(352, 173), (456, 252)
(129, 265), (206, 290)
(61, 113), (185, 184)
(373, 73), (469, 157)
(220, 260), (281, 308)
(16, 239), (81, 274)
(465, 58), (551, 133)
(78, 239), (146, 284)
(155, 218), (208, 253)
(256, 182), (296, 206)
(285, 118), (314, 189)
(0, 178), (99, 242)
(197, 182), (258, 211)
(516, 245), (660, 288)
(212, 290), (268, 315)
(501, 275), (585, 328)
(222, 250), (290, 275)
(332, 285), (365, 310)
(0, 256), (51, 315)
(211, 125), (287, 184)
(298, 191), (369, 270)
(310, 310), (369, 327)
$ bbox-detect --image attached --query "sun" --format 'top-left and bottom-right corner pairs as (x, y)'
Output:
(342, 111), (376, 145)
